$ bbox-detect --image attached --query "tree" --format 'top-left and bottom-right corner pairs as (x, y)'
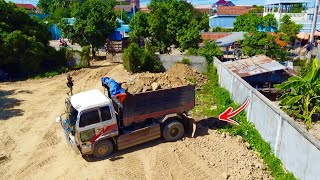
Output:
(234, 11), (263, 32)
(115, 10), (130, 24)
(279, 15), (302, 43)
(177, 20), (202, 51)
(129, 12), (149, 43)
(275, 59), (320, 129)
(38, 0), (53, 14)
(234, 11), (277, 32)
(198, 41), (223, 64)
(186, 40), (223, 65)
(252, 5), (264, 13)
(129, 0), (208, 53)
(290, 3), (304, 13)
(123, 43), (162, 73)
(0, 0), (67, 77)
(60, 0), (118, 58)
(262, 14), (278, 31)
(242, 32), (288, 61)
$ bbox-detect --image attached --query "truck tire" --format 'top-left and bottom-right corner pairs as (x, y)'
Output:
(93, 139), (114, 158)
(162, 120), (185, 142)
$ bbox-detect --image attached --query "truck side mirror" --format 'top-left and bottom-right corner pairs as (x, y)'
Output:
(56, 117), (62, 123)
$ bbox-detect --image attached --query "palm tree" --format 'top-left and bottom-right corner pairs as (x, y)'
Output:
(275, 59), (320, 129)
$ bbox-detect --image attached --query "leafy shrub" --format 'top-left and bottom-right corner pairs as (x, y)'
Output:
(123, 43), (144, 73)
(141, 50), (163, 72)
(186, 41), (222, 65)
(180, 58), (191, 65)
(186, 48), (199, 56)
(80, 45), (91, 67)
(0, 1), (68, 78)
(123, 43), (163, 73)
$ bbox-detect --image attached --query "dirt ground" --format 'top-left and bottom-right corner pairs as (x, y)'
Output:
(0, 60), (273, 180)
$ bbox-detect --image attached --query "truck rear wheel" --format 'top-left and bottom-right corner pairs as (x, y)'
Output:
(163, 120), (185, 142)
(93, 139), (114, 158)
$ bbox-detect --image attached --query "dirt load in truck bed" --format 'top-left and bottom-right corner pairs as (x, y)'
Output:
(107, 63), (208, 94)
(0, 60), (273, 180)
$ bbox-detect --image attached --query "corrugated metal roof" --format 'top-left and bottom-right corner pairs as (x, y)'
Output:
(223, 55), (287, 77)
(216, 32), (246, 47)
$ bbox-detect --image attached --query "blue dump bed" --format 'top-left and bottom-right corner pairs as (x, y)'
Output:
(115, 85), (195, 127)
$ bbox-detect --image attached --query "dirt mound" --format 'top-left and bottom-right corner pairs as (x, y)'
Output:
(109, 64), (208, 94)
(0, 60), (273, 179)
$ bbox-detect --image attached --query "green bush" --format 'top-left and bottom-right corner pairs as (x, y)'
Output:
(80, 45), (91, 67)
(123, 43), (163, 73)
(0, 1), (68, 78)
(186, 48), (199, 56)
(186, 41), (223, 66)
(141, 50), (163, 72)
(180, 58), (191, 65)
(123, 43), (144, 73)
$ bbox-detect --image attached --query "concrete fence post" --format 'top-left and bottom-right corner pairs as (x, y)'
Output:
(230, 75), (234, 99)
(274, 114), (284, 156)
(247, 89), (253, 121)
(218, 62), (222, 85)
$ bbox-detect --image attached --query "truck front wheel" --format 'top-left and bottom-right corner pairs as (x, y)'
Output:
(93, 139), (114, 158)
(163, 120), (185, 142)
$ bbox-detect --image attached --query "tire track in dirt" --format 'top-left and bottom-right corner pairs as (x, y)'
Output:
(0, 61), (273, 180)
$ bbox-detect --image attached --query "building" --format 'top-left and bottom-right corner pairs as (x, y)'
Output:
(213, 0), (235, 7)
(115, 0), (140, 9)
(16, 3), (40, 13)
(223, 55), (295, 100)
(263, 0), (320, 32)
(201, 32), (231, 42)
(194, 5), (212, 14)
(114, 0), (140, 18)
(209, 6), (254, 29)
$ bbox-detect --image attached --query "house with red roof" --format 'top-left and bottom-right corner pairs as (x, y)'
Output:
(213, 0), (235, 7)
(209, 5), (254, 29)
(16, 3), (40, 13)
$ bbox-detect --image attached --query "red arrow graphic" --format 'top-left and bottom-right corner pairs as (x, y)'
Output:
(218, 98), (250, 125)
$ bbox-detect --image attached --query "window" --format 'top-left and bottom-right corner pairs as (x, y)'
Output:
(100, 106), (112, 121)
(79, 110), (100, 127)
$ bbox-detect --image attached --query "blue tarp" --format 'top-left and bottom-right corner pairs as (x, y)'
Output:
(101, 77), (125, 96)
(257, 25), (277, 32)
(49, 24), (62, 40)
(109, 31), (123, 41)
(109, 24), (131, 41)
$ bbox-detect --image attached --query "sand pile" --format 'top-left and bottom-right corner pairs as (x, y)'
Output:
(107, 64), (208, 94)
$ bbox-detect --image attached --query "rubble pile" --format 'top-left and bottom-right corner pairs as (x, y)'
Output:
(115, 64), (208, 94)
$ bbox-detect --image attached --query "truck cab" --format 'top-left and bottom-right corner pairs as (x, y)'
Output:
(59, 85), (195, 158)
(62, 89), (118, 156)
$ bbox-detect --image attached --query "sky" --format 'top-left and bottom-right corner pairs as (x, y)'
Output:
(6, 0), (317, 7)
(7, 0), (266, 6)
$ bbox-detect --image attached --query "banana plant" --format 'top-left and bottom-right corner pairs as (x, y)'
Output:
(275, 59), (320, 129)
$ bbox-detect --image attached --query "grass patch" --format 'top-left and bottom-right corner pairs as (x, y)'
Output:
(32, 67), (68, 79)
(192, 66), (296, 180)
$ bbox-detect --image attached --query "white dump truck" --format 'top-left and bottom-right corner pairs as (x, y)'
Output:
(57, 79), (195, 158)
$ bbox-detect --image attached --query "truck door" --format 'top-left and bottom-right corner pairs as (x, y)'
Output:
(78, 109), (103, 143)
(98, 106), (118, 136)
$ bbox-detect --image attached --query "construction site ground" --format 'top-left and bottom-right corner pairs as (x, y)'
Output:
(0, 60), (273, 180)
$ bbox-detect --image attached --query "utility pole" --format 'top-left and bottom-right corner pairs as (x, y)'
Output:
(310, 0), (319, 44)
(308, 0), (319, 62)
(120, 0), (123, 25)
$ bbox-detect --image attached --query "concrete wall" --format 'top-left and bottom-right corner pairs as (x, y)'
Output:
(158, 54), (207, 73)
(213, 57), (320, 180)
